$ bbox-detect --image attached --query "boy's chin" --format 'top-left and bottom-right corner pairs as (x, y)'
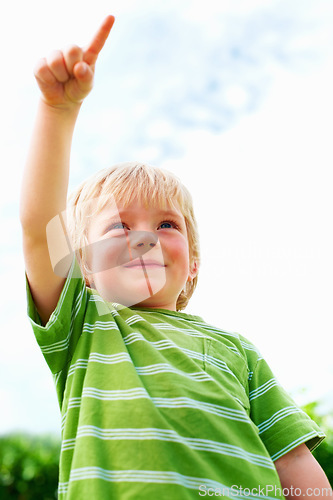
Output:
(96, 280), (166, 308)
(131, 293), (175, 311)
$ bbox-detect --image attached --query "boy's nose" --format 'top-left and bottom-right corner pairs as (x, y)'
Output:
(130, 231), (157, 251)
(120, 231), (158, 266)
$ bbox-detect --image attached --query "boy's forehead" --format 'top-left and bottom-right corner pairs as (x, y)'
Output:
(92, 198), (184, 221)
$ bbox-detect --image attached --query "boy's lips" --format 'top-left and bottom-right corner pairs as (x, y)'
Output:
(123, 259), (165, 268)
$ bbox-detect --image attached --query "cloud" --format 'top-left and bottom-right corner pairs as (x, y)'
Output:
(71, 0), (333, 171)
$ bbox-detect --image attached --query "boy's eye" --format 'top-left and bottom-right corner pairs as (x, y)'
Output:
(106, 221), (128, 232)
(159, 220), (178, 229)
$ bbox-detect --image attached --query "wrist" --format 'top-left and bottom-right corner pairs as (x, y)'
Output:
(38, 97), (82, 119)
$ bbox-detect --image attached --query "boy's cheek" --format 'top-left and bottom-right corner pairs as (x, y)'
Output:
(167, 237), (190, 261)
(86, 237), (132, 273)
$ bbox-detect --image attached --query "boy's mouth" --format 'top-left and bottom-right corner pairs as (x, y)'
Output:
(123, 259), (165, 269)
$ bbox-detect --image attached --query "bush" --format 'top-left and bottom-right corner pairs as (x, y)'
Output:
(0, 433), (60, 500)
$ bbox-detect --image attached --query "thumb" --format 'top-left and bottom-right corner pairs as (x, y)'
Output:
(73, 61), (94, 83)
(68, 61), (95, 101)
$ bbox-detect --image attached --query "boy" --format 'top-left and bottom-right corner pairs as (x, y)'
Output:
(20, 15), (332, 499)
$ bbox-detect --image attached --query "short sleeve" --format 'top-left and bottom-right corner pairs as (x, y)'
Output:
(26, 257), (87, 375)
(248, 355), (325, 461)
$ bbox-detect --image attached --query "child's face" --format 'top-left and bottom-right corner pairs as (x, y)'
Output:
(86, 199), (197, 310)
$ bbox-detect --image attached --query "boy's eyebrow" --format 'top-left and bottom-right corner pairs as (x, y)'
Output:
(98, 208), (184, 221)
(98, 214), (122, 223)
(153, 209), (184, 219)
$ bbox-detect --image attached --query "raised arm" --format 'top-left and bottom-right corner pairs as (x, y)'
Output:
(20, 15), (115, 325)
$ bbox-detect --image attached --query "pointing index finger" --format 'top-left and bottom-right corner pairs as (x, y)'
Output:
(83, 15), (115, 66)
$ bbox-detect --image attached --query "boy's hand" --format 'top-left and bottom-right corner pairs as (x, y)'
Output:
(34, 15), (115, 110)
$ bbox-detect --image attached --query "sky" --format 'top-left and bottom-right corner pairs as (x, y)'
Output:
(0, 0), (332, 435)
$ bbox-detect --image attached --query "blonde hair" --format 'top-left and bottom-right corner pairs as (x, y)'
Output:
(67, 161), (200, 310)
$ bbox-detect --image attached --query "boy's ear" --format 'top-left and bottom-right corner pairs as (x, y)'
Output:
(188, 260), (199, 281)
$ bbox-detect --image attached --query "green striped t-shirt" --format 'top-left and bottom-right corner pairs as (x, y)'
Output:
(26, 259), (324, 499)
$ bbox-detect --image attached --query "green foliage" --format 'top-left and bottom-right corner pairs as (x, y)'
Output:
(0, 433), (60, 500)
(302, 401), (333, 485)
